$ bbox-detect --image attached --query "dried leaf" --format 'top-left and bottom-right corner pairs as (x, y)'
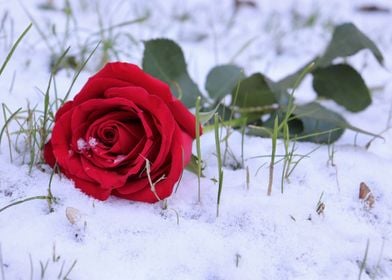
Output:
(316, 202), (325, 216)
(65, 207), (81, 225)
(359, 182), (375, 208)
(356, 5), (390, 13)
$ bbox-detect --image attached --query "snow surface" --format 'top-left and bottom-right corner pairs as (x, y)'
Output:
(1, 0), (392, 279)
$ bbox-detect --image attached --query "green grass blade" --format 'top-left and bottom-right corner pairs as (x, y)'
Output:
(0, 23), (32, 77)
(214, 114), (224, 217)
(62, 41), (101, 103)
(0, 106), (22, 144)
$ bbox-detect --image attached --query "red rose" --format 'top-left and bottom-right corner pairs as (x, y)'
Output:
(44, 62), (198, 203)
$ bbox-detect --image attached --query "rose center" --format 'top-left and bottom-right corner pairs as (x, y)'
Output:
(102, 127), (116, 142)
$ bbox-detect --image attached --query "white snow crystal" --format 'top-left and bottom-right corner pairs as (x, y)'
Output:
(114, 155), (126, 163)
(88, 137), (98, 148)
(77, 138), (88, 151)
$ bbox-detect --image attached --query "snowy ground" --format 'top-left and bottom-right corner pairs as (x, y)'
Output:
(1, 0), (392, 279)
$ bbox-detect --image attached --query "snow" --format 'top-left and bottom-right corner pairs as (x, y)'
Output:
(1, 0), (392, 279)
(77, 139), (88, 151)
(87, 137), (98, 149)
(114, 155), (126, 164)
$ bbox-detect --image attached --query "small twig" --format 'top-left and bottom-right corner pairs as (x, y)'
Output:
(140, 156), (165, 201)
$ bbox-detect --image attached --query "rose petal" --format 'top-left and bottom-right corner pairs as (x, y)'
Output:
(70, 97), (138, 151)
(43, 140), (56, 168)
(71, 176), (112, 200)
(51, 108), (97, 184)
(80, 156), (125, 189)
(167, 100), (198, 139)
(73, 78), (131, 105)
(104, 87), (175, 169)
(93, 62), (174, 103)
(114, 127), (185, 202)
(54, 100), (74, 121)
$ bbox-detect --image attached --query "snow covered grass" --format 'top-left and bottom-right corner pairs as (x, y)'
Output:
(1, 0), (392, 279)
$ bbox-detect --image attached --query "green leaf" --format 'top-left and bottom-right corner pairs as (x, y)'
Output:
(319, 23), (384, 67)
(185, 154), (204, 177)
(267, 77), (295, 106)
(203, 116), (247, 133)
(275, 58), (317, 90)
(249, 102), (379, 143)
(199, 104), (220, 125)
(142, 38), (201, 107)
(312, 64), (371, 112)
(232, 73), (276, 108)
(205, 64), (244, 101)
(292, 102), (378, 143)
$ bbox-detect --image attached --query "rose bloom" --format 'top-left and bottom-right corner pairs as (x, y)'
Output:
(44, 62), (198, 203)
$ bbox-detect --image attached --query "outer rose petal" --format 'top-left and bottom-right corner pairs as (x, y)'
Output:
(167, 100), (197, 139)
(73, 78), (131, 105)
(179, 129), (194, 166)
(43, 141), (56, 168)
(72, 176), (111, 200)
(54, 100), (73, 121)
(92, 62), (174, 103)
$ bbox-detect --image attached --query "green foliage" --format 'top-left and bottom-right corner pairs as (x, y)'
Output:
(0, 23), (32, 77)
(318, 22), (384, 67)
(205, 65), (244, 101)
(312, 64), (371, 112)
(289, 102), (349, 143)
(185, 155), (205, 177)
(231, 73), (276, 109)
(277, 23), (384, 115)
(142, 38), (201, 107)
(198, 103), (220, 125)
(140, 23), (384, 145)
(255, 102), (379, 143)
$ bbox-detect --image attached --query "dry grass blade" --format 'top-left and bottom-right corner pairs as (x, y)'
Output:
(316, 192), (325, 216)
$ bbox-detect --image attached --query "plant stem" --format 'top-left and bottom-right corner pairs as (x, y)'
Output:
(195, 96), (202, 202)
(267, 116), (279, 196)
(0, 196), (51, 213)
(214, 114), (223, 217)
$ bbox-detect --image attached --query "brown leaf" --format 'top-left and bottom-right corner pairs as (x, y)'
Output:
(359, 182), (375, 208)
